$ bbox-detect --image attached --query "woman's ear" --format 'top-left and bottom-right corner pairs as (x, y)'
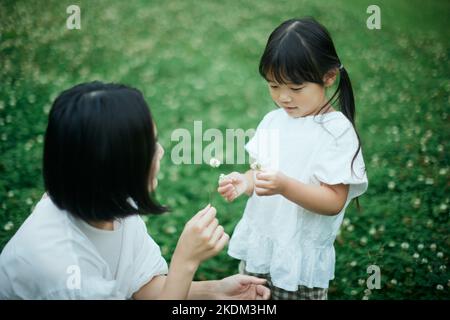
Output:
(323, 68), (338, 87)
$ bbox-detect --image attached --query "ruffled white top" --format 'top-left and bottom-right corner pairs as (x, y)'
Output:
(228, 108), (368, 290)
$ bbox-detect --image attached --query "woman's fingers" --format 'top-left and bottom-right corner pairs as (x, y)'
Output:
(191, 204), (211, 221)
(209, 225), (224, 245)
(213, 232), (229, 252)
(204, 218), (219, 238)
(197, 206), (217, 228)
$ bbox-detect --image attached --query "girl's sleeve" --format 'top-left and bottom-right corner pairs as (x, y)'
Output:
(312, 123), (368, 201)
(245, 110), (278, 167)
(129, 217), (168, 296)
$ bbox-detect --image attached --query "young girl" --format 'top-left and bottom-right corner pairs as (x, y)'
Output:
(0, 81), (270, 300)
(218, 17), (368, 300)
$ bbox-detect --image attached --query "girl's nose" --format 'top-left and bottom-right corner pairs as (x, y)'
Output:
(279, 92), (292, 103)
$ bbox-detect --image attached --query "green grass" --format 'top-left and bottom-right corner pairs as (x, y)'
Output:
(0, 0), (449, 299)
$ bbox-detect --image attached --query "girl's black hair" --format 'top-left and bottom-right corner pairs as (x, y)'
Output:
(259, 17), (365, 210)
(43, 81), (167, 222)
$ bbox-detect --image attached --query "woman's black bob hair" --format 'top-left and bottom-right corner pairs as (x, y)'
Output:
(43, 81), (167, 222)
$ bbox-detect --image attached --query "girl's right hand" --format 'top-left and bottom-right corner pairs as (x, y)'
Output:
(173, 204), (229, 270)
(217, 172), (249, 202)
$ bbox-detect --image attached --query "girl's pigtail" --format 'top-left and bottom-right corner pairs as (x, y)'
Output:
(338, 66), (363, 212)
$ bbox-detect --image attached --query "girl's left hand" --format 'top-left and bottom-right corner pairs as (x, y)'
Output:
(254, 170), (288, 196)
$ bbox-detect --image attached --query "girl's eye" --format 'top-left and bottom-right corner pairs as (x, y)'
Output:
(291, 87), (304, 91)
(270, 85), (279, 89)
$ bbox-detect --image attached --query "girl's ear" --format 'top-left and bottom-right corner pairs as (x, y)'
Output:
(323, 68), (338, 87)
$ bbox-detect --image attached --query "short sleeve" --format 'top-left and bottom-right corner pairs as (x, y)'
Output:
(312, 125), (368, 201)
(245, 110), (280, 169)
(129, 217), (168, 296)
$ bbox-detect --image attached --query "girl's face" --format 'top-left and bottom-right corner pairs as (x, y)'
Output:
(150, 125), (164, 191)
(266, 71), (337, 118)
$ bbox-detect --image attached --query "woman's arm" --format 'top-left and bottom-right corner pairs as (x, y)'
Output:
(254, 171), (349, 216)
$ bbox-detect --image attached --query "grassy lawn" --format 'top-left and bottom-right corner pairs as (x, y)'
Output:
(0, 0), (448, 299)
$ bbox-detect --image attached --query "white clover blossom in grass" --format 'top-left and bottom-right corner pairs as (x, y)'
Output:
(4, 221), (14, 231)
(390, 279), (398, 285)
(437, 252), (444, 258)
(209, 157), (221, 168)
(436, 284), (444, 290)
(401, 242), (410, 250)
(413, 253), (420, 259)
(417, 243), (424, 250)
(430, 243), (437, 251)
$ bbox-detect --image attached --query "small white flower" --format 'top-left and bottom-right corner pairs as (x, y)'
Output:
(342, 218), (350, 227)
(350, 290), (357, 295)
(439, 203), (448, 212)
(390, 279), (397, 285)
(362, 296), (369, 300)
(425, 177), (434, 185)
(7, 190), (14, 198)
(412, 198), (421, 208)
(439, 168), (447, 175)
(209, 158), (221, 168)
(417, 243), (424, 250)
(26, 198), (33, 205)
(369, 227), (376, 235)
(430, 243), (437, 251)
(346, 225), (354, 232)
(364, 289), (372, 295)
(250, 161), (262, 171)
(360, 237), (368, 245)
(388, 241), (396, 248)
(164, 225), (177, 234)
(388, 181), (396, 190)
(436, 284), (444, 290)
(218, 173), (227, 183)
(401, 242), (409, 250)
(4, 221), (14, 231)
(437, 252), (444, 258)
(350, 261), (357, 267)
(439, 265), (447, 271)
(413, 253), (420, 259)
(421, 258), (428, 264)
(358, 279), (365, 286)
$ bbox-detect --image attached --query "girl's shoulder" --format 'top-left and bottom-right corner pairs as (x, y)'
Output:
(320, 112), (353, 140)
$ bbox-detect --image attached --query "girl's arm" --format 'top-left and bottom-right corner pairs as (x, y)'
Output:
(254, 171), (349, 216)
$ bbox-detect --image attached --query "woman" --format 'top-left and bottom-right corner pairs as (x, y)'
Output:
(0, 81), (270, 300)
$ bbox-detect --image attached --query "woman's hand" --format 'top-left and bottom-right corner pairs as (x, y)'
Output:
(214, 275), (271, 300)
(217, 172), (250, 202)
(172, 204), (229, 271)
(254, 170), (288, 196)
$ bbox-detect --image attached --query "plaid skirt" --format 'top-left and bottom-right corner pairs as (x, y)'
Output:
(239, 261), (328, 300)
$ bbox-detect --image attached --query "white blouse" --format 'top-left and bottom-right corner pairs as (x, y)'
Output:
(228, 108), (368, 290)
(0, 195), (168, 299)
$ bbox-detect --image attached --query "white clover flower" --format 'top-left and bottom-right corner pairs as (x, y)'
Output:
(209, 158), (221, 168)
(364, 289), (372, 295)
(436, 284), (444, 290)
(4, 221), (14, 231)
(346, 225), (354, 232)
(417, 243), (424, 250)
(360, 237), (368, 245)
(413, 253), (420, 259)
(350, 290), (357, 295)
(362, 296), (369, 300)
(412, 198), (421, 208)
(387, 181), (396, 190)
(164, 225), (177, 235)
(439, 168), (448, 175)
(406, 160), (413, 168)
(250, 161), (262, 171)
(369, 227), (376, 235)
(437, 252), (444, 258)
(439, 203), (448, 212)
(26, 198), (33, 205)
(439, 265), (447, 271)
(218, 173), (227, 183)
(425, 177), (434, 185)
(7, 190), (14, 198)
(350, 261), (357, 267)
(421, 258), (428, 264)
(378, 225), (385, 232)
(430, 243), (437, 251)
(401, 242), (410, 250)
(390, 279), (397, 285)
(358, 279), (365, 286)
(388, 241), (396, 248)
(342, 218), (350, 227)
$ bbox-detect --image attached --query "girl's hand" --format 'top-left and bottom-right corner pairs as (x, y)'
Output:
(254, 170), (288, 196)
(173, 204), (229, 270)
(217, 172), (249, 202)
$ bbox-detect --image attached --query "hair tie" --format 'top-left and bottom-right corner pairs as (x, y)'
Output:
(339, 64), (344, 70)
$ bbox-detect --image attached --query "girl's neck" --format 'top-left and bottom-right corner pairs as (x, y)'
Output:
(87, 220), (115, 231)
